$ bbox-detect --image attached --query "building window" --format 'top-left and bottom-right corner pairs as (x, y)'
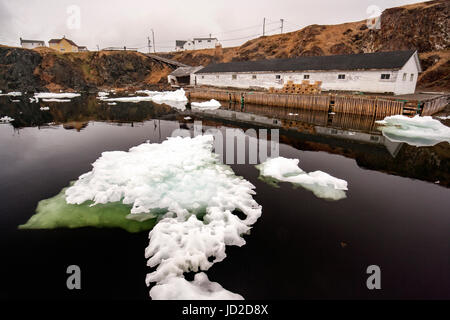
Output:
(338, 74), (346, 79)
(410, 74), (414, 81)
(60, 48), (65, 52)
(252, 75), (257, 79)
(381, 74), (390, 80)
(198, 40), (202, 43)
(216, 75), (219, 79)
(232, 74), (237, 80)
(208, 40), (211, 42)
(275, 75), (281, 79)
(403, 73), (407, 81)
(201, 76), (204, 79)
(304, 75), (310, 79)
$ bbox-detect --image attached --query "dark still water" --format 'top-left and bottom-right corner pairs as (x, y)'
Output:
(1, 94), (449, 300)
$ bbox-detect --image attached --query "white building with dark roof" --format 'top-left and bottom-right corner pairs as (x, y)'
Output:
(20, 38), (45, 49)
(175, 37), (219, 51)
(194, 50), (422, 95)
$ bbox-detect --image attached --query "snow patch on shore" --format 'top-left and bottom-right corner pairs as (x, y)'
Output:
(376, 115), (450, 147)
(256, 157), (348, 201)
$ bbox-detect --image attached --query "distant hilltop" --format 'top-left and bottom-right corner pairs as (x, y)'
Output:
(161, 0), (449, 91)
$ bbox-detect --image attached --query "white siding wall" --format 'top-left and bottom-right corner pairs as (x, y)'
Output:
(21, 42), (44, 49)
(192, 39), (217, 50)
(195, 55), (421, 95)
(394, 54), (419, 95)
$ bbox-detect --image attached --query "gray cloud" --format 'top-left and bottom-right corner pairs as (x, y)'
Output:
(0, 0), (425, 52)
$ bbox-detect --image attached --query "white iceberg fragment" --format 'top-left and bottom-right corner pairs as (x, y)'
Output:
(107, 102), (117, 106)
(184, 116), (192, 120)
(256, 157), (348, 201)
(97, 91), (109, 97)
(150, 272), (243, 300)
(98, 89), (188, 110)
(41, 98), (71, 103)
(11, 100), (20, 103)
(0, 91), (22, 97)
(288, 113), (298, 116)
(40, 106), (50, 111)
(34, 92), (80, 102)
(191, 99), (221, 110)
(376, 115), (450, 147)
(64, 135), (262, 299)
(437, 115), (450, 120)
(0, 116), (15, 123)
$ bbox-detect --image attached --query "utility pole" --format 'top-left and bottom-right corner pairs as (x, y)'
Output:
(280, 19), (284, 34)
(263, 17), (266, 36)
(151, 29), (156, 53)
(147, 36), (152, 53)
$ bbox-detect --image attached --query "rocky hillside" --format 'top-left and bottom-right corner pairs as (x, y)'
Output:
(0, 46), (173, 92)
(162, 0), (449, 91)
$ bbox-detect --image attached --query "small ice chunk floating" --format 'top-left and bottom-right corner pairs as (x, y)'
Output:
(64, 135), (261, 300)
(191, 99), (221, 110)
(98, 88), (188, 109)
(0, 116), (15, 123)
(376, 115), (450, 147)
(33, 92), (81, 103)
(256, 157), (348, 201)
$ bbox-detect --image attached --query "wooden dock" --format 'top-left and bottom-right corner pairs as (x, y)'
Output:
(187, 88), (448, 117)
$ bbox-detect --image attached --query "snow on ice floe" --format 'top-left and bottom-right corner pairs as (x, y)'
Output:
(40, 106), (50, 111)
(34, 92), (80, 102)
(376, 115), (450, 147)
(150, 272), (243, 300)
(0, 116), (15, 123)
(256, 157), (348, 201)
(0, 91), (22, 97)
(41, 99), (71, 102)
(64, 135), (261, 299)
(437, 115), (450, 120)
(191, 99), (221, 110)
(98, 89), (188, 110)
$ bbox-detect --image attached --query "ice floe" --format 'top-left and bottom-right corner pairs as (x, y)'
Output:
(0, 116), (15, 123)
(256, 157), (348, 201)
(437, 115), (450, 120)
(42, 98), (71, 102)
(184, 116), (192, 120)
(98, 89), (188, 110)
(107, 102), (117, 106)
(97, 91), (109, 97)
(34, 92), (80, 102)
(40, 106), (50, 111)
(191, 99), (221, 110)
(0, 91), (22, 97)
(150, 272), (243, 300)
(63, 135), (261, 299)
(376, 115), (450, 147)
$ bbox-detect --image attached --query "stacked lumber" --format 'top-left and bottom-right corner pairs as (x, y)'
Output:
(269, 80), (322, 95)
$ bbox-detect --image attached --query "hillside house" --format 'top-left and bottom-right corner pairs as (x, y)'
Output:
(49, 36), (86, 53)
(175, 37), (219, 51)
(194, 50), (422, 95)
(20, 38), (45, 49)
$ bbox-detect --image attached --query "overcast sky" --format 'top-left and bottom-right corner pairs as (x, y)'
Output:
(0, 0), (425, 52)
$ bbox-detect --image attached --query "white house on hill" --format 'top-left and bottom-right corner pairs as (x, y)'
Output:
(194, 50), (422, 95)
(20, 38), (45, 49)
(176, 37), (219, 51)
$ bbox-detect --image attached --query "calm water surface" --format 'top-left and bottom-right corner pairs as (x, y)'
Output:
(1, 94), (449, 300)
